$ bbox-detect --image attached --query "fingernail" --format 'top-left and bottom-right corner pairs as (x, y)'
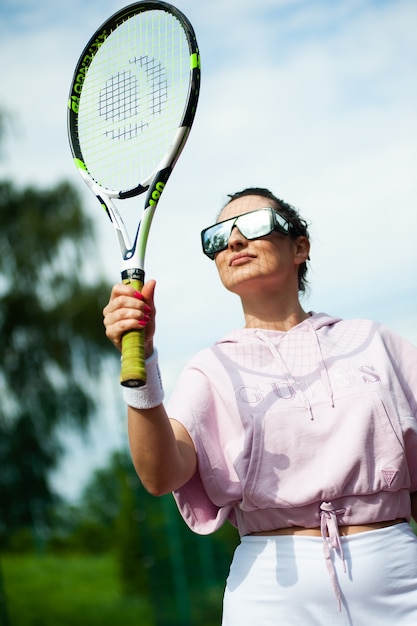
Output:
(144, 304), (152, 314)
(134, 291), (143, 300)
(138, 315), (150, 327)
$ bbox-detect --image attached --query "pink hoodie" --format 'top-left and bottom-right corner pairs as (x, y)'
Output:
(169, 313), (417, 537)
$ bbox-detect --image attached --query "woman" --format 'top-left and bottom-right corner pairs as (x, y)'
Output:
(103, 187), (417, 624)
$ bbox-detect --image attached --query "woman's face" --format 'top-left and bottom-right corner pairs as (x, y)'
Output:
(214, 195), (309, 298)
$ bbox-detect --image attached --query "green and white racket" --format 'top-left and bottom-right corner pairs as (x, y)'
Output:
(67, 1), (201, 387)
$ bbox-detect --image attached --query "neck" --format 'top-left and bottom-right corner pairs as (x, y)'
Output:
(242, 293), (310, 332)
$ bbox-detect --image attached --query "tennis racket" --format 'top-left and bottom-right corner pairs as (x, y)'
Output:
(67, 1), (200, 387)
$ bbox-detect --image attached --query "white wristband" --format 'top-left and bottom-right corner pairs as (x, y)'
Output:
(122, 349), (164, 409)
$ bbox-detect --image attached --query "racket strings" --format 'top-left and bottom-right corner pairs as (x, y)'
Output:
(77, 10), (190, 192)
(100, 70), (141, 124)
(100, 55), (168, 126)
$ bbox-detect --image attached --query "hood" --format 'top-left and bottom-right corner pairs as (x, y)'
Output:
(214, 312), (342, 417)
(215, 312), (342, 346)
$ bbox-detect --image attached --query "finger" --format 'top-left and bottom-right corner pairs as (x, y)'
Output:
(141, 279), (156, 303)
(103, 281), (157, 351)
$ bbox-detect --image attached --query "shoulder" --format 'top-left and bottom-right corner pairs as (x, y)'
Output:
(314, 314), (417, 361)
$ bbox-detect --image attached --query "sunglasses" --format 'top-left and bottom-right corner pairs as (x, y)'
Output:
(201, 207), (293, 260)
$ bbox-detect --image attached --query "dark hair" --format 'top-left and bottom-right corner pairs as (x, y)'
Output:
(225, 187), (310, 293)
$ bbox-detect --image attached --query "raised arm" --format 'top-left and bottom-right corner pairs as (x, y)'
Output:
(103, 281), (197, 495)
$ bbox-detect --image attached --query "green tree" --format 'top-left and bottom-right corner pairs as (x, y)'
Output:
(0, 113), (113, 538)
(63, 449), (238, 625)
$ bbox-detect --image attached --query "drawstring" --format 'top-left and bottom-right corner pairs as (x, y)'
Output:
(255, 330), (314, 418)
(320, 502), (347, 611)
(255, 324), (335, 419)
(307, 323), (335, 408)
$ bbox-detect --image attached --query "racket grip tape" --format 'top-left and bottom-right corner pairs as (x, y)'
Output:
(120, 270), (146, 387)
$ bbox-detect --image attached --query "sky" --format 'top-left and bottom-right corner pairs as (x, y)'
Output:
(1, 0), (416, 500)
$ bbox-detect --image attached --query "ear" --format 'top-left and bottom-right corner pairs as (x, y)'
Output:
(293, 236), (310, 266)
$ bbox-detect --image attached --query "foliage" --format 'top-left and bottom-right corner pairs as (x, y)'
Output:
(0, 114), (113, 537)
(29, 450), (239, 625)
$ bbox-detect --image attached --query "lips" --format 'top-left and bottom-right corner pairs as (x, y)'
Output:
(229, 252), (256, 266)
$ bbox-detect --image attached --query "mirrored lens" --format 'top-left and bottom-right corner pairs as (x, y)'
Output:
(236, 209), (274, 239)
(204, 221), (232, 257)
(201, 207), (289, 259)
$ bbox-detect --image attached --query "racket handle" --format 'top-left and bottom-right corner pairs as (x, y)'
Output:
(120, 271), (146, 387)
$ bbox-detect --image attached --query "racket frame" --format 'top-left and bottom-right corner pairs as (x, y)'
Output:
(67, 1), (200, 386)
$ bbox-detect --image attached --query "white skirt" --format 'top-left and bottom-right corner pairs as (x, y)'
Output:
(222, 523), (417, 625)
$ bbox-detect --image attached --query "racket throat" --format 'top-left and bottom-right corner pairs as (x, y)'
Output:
(117, 229), (137, 263)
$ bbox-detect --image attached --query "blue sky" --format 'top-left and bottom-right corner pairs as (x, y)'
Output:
(1, 0), (416, 499)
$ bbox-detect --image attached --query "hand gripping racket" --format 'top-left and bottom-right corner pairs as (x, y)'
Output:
(67, 2), (200, 387)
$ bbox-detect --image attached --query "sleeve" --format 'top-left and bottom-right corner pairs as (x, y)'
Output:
(382, 326), (417, 491)
(167, 353), (240, 535)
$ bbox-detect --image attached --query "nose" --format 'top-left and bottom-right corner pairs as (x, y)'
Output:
(227, 225), (248, 249)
